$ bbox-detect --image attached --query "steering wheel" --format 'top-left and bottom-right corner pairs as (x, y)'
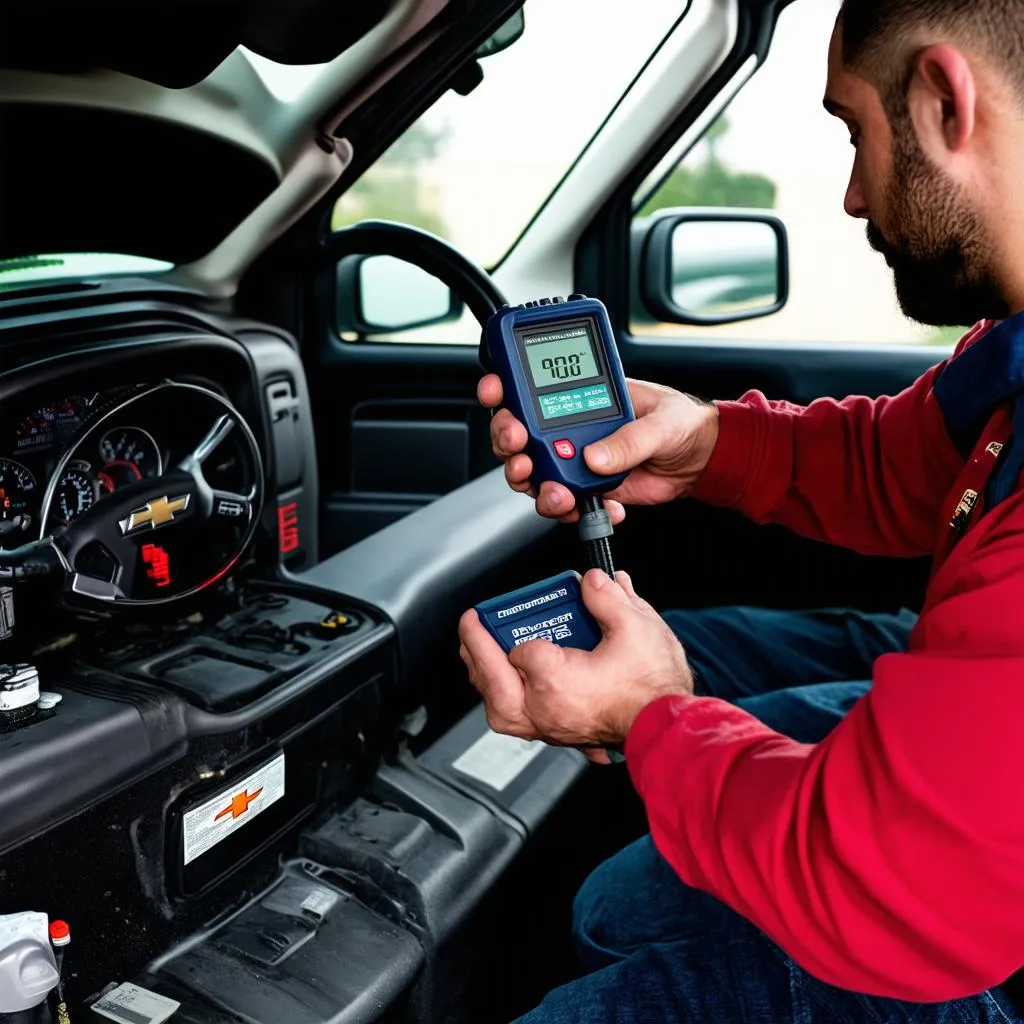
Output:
(0, 382), (263, 607)
(325, 219), (509, 328)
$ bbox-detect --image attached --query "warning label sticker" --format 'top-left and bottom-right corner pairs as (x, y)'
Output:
(92, 982), (180, 1024)
(182, 753), (285, 865)
(451, 730), (545, 791)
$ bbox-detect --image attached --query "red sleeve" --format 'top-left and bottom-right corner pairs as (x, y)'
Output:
(626, 494), (1024, 1001)
(691, 324), (993, 557)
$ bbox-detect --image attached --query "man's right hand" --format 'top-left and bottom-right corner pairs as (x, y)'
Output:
(479, 375), (720, 523)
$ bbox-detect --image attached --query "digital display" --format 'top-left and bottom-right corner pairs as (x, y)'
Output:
(539, 384), (614, 421)
(524, 326), (601, 389)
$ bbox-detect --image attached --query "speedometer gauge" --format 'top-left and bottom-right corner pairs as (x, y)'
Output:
(56, 461), (99, 523)
(0, 458), (36, 542)
(98, 426), (161, 493)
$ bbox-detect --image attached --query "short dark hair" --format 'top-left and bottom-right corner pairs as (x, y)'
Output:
(839, 0), (1024, 115)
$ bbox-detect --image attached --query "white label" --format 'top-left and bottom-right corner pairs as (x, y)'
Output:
(92, 982), (180, 1024)
(301, 886), (340, 918)
(451, 730), (545, 791)
(182, 753), (285, 866)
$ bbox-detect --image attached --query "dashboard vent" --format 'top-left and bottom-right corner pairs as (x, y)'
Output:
(0, 280), (100, 303)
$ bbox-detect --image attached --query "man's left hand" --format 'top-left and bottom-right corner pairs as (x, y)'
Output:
(458, 569), (694, 763)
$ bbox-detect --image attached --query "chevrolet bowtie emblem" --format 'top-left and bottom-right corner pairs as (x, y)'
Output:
(119, 494), (191, 535)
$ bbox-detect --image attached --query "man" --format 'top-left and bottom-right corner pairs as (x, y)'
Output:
(458, 1), (1024, 1020)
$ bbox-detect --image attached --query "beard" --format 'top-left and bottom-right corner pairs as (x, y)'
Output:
(867, 125), (1008, 326)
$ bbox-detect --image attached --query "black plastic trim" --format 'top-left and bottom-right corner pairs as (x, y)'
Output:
(0, 684), (188, 857)
(0, 615), (394, 857)
(295, 467), (554, 682)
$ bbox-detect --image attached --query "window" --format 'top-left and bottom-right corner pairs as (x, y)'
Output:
(0, 253), (171, 288)
(332, 1), (687, 270)
(632, 0), (964, 346)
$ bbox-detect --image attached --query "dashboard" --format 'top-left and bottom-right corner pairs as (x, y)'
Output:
(0, 278), (323, 623)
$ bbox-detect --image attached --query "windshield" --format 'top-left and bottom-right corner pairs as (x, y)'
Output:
(0, 254), (173, 288)
(332, 1), (690, 268)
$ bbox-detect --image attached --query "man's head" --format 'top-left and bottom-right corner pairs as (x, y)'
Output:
(826, 0), (1024, 325)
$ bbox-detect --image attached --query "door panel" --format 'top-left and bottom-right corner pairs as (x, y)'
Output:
(310, 343), (495, 556)
(335, 399), (473, 548)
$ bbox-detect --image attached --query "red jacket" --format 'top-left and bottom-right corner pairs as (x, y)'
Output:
(625, 319), (1024, 1001)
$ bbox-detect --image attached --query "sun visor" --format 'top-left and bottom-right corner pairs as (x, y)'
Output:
(0, 104), (279, 265)
(0, 0), (392, 88)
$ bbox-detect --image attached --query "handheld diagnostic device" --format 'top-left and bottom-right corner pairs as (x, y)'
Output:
(480, 295), (635, 501)
(475, 571), (600, 655)
(473, 570), (625, 763)
(475, 296), (633, 761)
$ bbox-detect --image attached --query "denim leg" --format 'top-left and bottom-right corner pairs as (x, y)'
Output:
(572, 835), (735, 974)
(661, 606), (917, 701)
(733, 679), (872, 743)
(539, 837), (1022, 1023)
(516, 920), (1024, 1024)
(517, 912), (795, 1024)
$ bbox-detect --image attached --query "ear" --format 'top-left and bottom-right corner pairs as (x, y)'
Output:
(907, 44), (977, 158)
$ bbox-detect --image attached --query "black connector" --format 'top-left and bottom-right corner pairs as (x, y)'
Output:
(578, 495), (615, 577)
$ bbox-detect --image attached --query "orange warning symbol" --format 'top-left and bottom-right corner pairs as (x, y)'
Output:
(214, 787), (263, 822)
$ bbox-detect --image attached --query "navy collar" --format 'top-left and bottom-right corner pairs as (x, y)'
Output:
(933, 312), (1024, 459)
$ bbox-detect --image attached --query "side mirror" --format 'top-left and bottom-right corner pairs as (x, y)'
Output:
(336, 254), (464, 336)
(476, 10), (525, 59)
(637, 208), (789, 326)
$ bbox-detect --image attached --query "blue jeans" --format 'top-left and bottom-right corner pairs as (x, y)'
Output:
(515, 607), (1023, 1023)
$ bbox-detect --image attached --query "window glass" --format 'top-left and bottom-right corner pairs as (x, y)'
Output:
(332, 0), (687, 269)
(0, 253), (171, 288)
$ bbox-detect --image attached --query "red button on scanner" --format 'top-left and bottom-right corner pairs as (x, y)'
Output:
(553, 439), (576, 459)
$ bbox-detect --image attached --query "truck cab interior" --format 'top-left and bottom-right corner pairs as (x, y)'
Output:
(0, 1), (942, 1021)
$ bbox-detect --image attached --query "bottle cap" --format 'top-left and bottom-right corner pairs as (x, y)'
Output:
(49, 920), (70, 946)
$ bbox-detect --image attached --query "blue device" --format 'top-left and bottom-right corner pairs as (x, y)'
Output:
(474, 571), (625, 763)
(481, 295), (635, 499)
(475, 570), (601, 655)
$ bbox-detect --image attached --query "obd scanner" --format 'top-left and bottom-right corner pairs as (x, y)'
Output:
(476, 296), (634, 761)
(476, 571), (600, 655)
(480, 294), (635, 577)
(475, 570), (624, 763)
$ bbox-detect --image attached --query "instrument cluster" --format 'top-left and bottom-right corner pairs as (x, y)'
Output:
(0, 391), (166, 548)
